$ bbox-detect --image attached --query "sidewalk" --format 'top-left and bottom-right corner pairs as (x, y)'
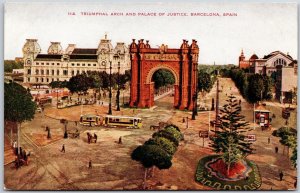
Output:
(4, 135), (15, 165)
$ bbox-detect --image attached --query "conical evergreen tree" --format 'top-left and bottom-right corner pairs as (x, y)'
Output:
(210, 95), (254, 175)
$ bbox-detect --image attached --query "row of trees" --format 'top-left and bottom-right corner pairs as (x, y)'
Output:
(230, 68), (273, 103)
(131, 124), (184, 189)
(272, 127), (297, 168)
(50, 70), (131, 97)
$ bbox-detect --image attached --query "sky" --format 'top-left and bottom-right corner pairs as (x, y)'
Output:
(4, 1), (298, 64)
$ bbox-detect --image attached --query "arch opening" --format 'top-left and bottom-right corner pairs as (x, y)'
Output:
(147, 68), (178, 109)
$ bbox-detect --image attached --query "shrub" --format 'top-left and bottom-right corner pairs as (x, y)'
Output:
(152, 130), (179, 146)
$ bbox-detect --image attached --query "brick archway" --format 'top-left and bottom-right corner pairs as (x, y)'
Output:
(129, 39), (199, 110)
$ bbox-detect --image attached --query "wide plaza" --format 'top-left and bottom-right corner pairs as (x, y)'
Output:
(4, 78), (297, 190)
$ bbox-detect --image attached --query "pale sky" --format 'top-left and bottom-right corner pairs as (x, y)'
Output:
(4, 2), (298, 64)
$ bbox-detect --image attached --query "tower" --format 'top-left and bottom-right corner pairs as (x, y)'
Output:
(22, 39), (41, 83)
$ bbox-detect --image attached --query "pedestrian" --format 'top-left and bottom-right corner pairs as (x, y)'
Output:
(101, 102), (103, 106)
(118, 136), (122, 144)
(13, 140), (17, 155)
(275, 146), (279, 153)
(75, 121), (77, 126)
(279, 171), (284, 181)
(294, 178), (297, 189)
(61, 144), (65, 153)
(94, 133), (98, 143)
(88, 159), (92, 168)
(268, 137), (270, 144)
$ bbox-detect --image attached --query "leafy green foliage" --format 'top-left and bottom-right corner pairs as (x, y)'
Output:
(291, 145), (297, 168)
(4, 82), (36, 123)
(145, 137), (177, 155)
(230, 68), (273, 103)
(152, 130), (179, 146)
(67, 73), (93, 93)
(210, 95), (253, 167)
(272, 127), (297, 168)
(164, 125), (184, 141)
(152, 69), (175, 89)
(4, 60), (24, 73)
(49, 80), (68, 88)
(131, 124), (183, 172)
(198, 71), (213, 92)
(131, 144), (172, 169)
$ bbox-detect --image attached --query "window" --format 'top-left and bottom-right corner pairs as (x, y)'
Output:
(52, 78), (54, 82)
(57, 70), (60, 75)
(27, 78), (30, 82)
(27, 69), (31, 75)
(72, 63), (75, 66)
(52, 63), (54, 65)
(46, 70), (49, 75)
(57, 78), (59, 81)
(46, 63), (49, 65)
(72, 70), (75, 76)
(41, 70), (44, 75)
(41, 78), (44, 82)
(36, 78), (38, 82)
(88, 64), (91, 66)
(57, 63), (60, 65)
(82, 63), (85, 66)
(77, 63), (80, 66)
(93, 64), (96, 66)
(36, 69), (39, 75)
(36, 62), (39, 65)
(47, 78), (49, 82)
(63, 70), (68, 76)
(77, 70), (79, 75)
(274, 58), (287, 67)
(52, 70), (54, 75)
(41, 63), (44, 65)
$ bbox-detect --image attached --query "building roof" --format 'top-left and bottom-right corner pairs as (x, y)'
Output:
(250, 54), (259, 60)
(254, 105), (270, 112)
(69, 54), (97, 60)
(36, 54), (62, 59)
(71, 48), (97, 55)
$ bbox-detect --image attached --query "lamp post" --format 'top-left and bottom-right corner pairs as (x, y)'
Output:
(192, 65), (198, 120)
(116, 61), (121, 111)
(215, 70), (220, 131)
(108, 60), (112, 115)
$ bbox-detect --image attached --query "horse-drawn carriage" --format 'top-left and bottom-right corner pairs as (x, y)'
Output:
(150, 121), (169, 130)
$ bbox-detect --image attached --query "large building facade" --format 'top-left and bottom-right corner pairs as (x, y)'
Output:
(23, 35), (130, 86)
(238, 50), (298, 103)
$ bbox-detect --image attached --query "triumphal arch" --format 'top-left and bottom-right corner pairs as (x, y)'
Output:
(129, 39), (199, 110)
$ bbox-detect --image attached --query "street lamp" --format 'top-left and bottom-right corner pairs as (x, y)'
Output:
(108, 59), (112, 115)
(116, 60), (121, 111)
(215, 70), (220, 131)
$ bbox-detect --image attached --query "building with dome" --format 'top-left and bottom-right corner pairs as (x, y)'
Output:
(238, 50), (298, 103)
(23, 35), (130, 86)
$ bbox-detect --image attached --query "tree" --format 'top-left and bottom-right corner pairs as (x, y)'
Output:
(4, 60), (24, 73)
(145, 137), (177, 155)
(247, 74), (265, 103)
(291, 145), (297, 168)
(131, 144), (172, 189)
(67, 73), (93, 95)
(210, 95), (253, 176)
(152, 69), (175, 89)
(272, 127), (297, 156)
(4, 82), (36, 155)
(198, 71), (213, 92)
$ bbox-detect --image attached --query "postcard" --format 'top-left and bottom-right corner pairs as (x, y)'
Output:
(3, 1), (298, 191)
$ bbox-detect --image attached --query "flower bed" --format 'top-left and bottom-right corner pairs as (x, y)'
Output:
(195, 155), (261, 190)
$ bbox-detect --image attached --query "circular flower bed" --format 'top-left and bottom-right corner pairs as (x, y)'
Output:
(195, 155), (261, 190)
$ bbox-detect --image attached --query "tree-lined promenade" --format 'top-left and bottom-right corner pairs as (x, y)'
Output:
(4, 64), (297, 190)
